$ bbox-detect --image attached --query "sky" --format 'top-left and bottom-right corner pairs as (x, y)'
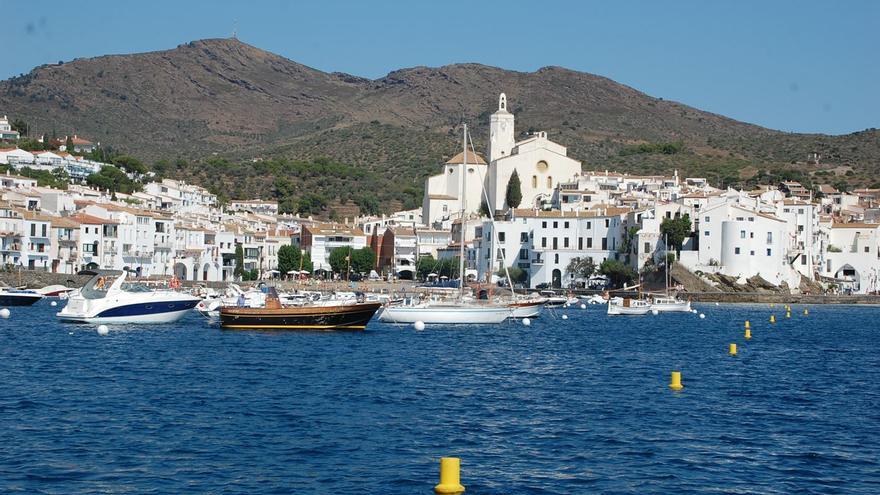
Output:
(2, 0), (877, 135)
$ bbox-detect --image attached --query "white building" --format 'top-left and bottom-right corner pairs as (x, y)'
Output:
(300, 223), (367, 273)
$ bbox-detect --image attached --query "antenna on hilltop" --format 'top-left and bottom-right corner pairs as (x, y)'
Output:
(232, 19), (238, 39)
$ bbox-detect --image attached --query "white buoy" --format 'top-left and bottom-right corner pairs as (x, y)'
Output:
(651, 308), (659, 316)
(522, 318), (531, 326)
(68, 332), (74, 335)
(699, 313), (706, 319)
(0, 308), (9, 319)
(692, 309), (698, 314)
(50, 301), (58, 307)
(413, 321), (425, 331)
(580, 303), (587, 310)
(715, 302), (720, 306)
(97, 324), (109, 336)
(561, 314), (569, 320)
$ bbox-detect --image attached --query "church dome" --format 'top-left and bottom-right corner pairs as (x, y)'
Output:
(445, 150), (487, 165)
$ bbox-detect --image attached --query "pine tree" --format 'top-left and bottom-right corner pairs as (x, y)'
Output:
(505, 169), (522, 210)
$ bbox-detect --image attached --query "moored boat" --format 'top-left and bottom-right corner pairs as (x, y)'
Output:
(0, 287), (44, 306)
(507, 298), (545, 318)
(56, 270), (200, 324)
(650, 295), (692, 313)
(607, 296), (652, 315)
(219, 288), (381, 330)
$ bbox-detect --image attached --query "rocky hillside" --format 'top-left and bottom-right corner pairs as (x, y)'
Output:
(2, 38), (878, 214)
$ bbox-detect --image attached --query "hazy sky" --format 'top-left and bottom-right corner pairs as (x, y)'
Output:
(3, 0), (877, 135)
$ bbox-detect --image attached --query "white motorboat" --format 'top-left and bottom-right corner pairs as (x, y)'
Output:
(651, 295), (692, 313)
(581, 294), (608, 305)
(539, 290), (568, 307)
(607, 297), (652, 315)
(57, 270), (200, 324)
(0, 287), (44, 306)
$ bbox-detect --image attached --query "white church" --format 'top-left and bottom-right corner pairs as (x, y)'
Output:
(421, 94), (582, 226)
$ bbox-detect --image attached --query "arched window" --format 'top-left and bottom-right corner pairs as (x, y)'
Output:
(532, 175), (538, 188)
(547, 176), (552, 189)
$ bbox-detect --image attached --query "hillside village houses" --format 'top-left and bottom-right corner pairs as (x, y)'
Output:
(0, 103), (879, 293)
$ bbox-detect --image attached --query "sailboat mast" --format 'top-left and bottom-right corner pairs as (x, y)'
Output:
(458, 124), (468, 299)
(664, 233), (669, 296)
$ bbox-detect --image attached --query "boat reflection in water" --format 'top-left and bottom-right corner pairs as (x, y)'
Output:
(219, 287), (382, 331)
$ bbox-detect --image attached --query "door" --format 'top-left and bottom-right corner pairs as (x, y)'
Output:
(552, 269), (562, 288)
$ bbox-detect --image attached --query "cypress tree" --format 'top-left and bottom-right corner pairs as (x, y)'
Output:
(505, 169), (522, 210)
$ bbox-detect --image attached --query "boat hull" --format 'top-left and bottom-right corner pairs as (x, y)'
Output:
(0, 293), (43, 306)
(57, 300), (200, 324)
(378, 305), (511, 324)
(508, 301), (544, 318)
(220, 302), (382, 330)
(651, 301), (692, 312)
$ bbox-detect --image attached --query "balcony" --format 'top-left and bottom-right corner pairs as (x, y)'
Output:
(531, 257), (544, 264)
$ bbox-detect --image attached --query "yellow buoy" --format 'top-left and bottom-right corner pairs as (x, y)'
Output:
(669, 371), (683, 391)
(804, 308), (809, 316)
(770, 303), (775, 308)
(770, 314), (776, 324)
(744, 320), (751, 330)
(435, 457), (465, 495)
(786, 311), (791, 319)
(729, 343), (738, 356)
(745, 328), (752, 340)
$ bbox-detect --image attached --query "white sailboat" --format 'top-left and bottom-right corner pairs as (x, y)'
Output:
(379, 124), (512, 325)
(650, 234), (692, 313)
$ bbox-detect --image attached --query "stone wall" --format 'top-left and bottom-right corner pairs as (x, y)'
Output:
(0, 270), (92, 289)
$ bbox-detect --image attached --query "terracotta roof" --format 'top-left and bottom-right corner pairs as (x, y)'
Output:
(304, 223), (365, 236)
(69, 213), (118, 225)
(512, 208), (629, 219)
(445, 150), (487, 165)
(831, 223), (880, 229)
(51, 217), (81, 228)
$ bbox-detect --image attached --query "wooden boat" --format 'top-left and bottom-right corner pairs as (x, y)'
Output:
(219, 287), (381, 330)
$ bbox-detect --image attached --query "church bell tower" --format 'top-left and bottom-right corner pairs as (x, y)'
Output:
(488, 93), (515, 163)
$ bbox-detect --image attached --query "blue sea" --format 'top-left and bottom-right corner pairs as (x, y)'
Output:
(1, 301), (878, 494)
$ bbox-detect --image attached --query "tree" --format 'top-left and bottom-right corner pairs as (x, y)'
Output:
(233, 244), (245, 279)
(277, 245), (299, 275)
(416, 255), (437, 280)
(10, 119), (27, 136)
(566, 257), (596, 279)
(599, 259), (637, 288)
(355, 193), (380, 216)
(112, 155), (148, 175)
(660, 214), (691, 258)
(86, 165), (140, 194)
(328, 247), (351, 274)
(505, 169), (522, 209)
(65, 136), (74, 153)
(496, 265), (528, 285)
(350, 247), (376, 274)
(479, 199), (491, 217)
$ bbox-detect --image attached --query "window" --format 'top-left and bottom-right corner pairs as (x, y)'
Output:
(767, 248), (772, 256)
(750, 250), (755, 256)
(587, 222), (592, 229)
(564, 238), (569, 248)
(553, 238), (558, 249)
(547, 176), (552, 189)
(83, 243), (95, 254)
(532, 176), (538, 188)
(578, 238), (583, 250)
(704, 231), (710, 236)
(30, 224), (35, 236)
(554, 253), (559, 264)
(865, 246), (870, 253)
(766, 232), (773, 244)
(704, 216), (710, 223)
(736, 217), (744, 221)
(801, 255), (807, 265)
(644, 242), (650, 253)
(602, 238), (608, 250)
(750, 232), (754, 239)
(519, 248), (528, 260)
(735, 247), (741, 254)
(587, 238), (593, 248)
(553, 221), (558, 229)
(541, 237), (547, 248)
(498, 232), (505, 242)
(542, 221), (547, 228)
(604, 219), (609, 228)
(798, 225), (804, 232)
(798, 208), (804, 214)
(740, 230), (746, 239)
(748, 217), (754, 222)
(41, 224), (47, 237)
(520, 232), (528, 243)
(666, 212), (672, 219)
(564, 221), (569, 229)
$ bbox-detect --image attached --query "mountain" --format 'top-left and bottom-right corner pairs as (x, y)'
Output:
(2, 38), (878, 214)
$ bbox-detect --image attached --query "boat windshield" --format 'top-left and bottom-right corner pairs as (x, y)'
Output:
(121, 283), (153, 293)
(80, 272), (121, 300)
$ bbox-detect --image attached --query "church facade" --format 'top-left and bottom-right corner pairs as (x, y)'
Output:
(421, 93), (582, 226)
